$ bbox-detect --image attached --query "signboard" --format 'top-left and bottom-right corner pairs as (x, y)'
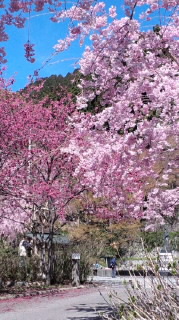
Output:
(72, 253), (81, 260)
(159, 252), (173, 271)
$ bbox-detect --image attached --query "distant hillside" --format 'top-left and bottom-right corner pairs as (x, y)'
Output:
(22, 69), (81, 102)
(22, 70), (109, 114)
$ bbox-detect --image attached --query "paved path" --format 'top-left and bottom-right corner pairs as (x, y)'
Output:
(1, 276), (178, 320)
(0, 285), (127, 320)
(88, 275), (179, 288)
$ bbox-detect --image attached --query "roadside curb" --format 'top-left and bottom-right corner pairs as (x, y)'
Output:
(0, 284), (90, 301)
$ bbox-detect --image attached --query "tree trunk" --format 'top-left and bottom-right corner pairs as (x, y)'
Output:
(46, 232), (54, 285)
(38, 203), (57, 285)
(39, 225), (47, 281)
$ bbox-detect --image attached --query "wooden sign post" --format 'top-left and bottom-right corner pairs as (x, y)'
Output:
(72, 253), (80, 286)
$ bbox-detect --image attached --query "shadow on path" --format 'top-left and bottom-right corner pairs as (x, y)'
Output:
(67, 302), (111, 319)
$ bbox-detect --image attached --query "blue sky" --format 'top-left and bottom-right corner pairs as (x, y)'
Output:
(2, 0), (154, 91)
(4, 10), (84, 91)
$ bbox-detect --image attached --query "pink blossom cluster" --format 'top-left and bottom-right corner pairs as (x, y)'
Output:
(24, 41), (35, 63)
(0, 66), (14, 89)
(144, 188), (179, 229)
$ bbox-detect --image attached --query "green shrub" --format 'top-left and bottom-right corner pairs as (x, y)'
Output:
(0, 244), (42, 284)
(51, 245), (91, 284)
(0, 246), (19, 283)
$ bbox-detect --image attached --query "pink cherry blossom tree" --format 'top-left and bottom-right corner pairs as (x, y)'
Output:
(0, 88), (85, 283)
(62, 0), (179, 228)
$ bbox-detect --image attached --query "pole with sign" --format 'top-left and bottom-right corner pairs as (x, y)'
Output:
(72, 253), (80, 286)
